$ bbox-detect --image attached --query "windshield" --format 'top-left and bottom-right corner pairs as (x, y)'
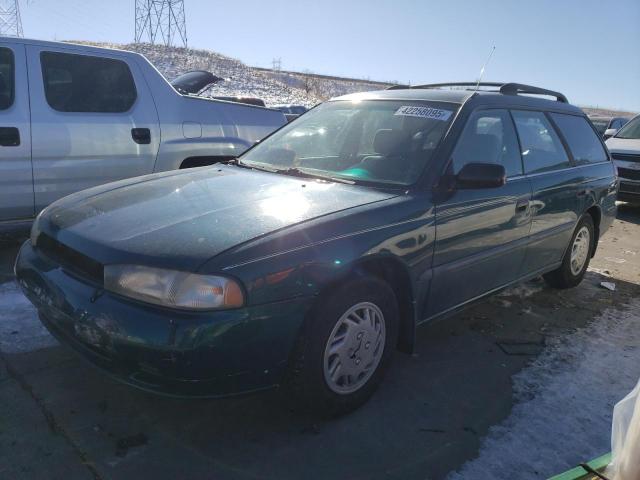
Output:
(239, 100), (458, 186)
(615, 115), (640, 139)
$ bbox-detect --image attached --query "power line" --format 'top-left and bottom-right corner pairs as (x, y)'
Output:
(134, 0), (187, 48)
(0, 0), (23, 37)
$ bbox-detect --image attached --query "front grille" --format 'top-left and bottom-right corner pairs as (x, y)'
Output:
(620, 182), (640, 194)
(612, 153), (640, 163)
(36, 233), (104, 285)
(618, 168), (640, 181)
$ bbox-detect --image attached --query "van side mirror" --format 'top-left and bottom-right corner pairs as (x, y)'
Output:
(604, 128), (618, 140)
(457, 163), (506, 189)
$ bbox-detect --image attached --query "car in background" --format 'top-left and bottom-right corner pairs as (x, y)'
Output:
(0, 37), (286, 232)
(606, 114), (640, 204)
(589, 116), (630, 139)
(170, 69), (224, 95)
(271, 104), (308, 115)
(16, 82), (617, 416)
(171, 71), (268, 108)
(271, 104), (309, 122)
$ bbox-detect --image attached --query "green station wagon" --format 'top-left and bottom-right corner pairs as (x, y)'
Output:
(16, 82), (618, 415)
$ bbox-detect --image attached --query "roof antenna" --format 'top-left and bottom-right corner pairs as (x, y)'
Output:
(475, 46), (496, 92)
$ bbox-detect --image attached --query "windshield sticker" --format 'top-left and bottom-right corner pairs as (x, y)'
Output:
(394, 106), (452, 121)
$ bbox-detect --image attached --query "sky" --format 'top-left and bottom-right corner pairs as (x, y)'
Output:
(18, 0), (640, 111)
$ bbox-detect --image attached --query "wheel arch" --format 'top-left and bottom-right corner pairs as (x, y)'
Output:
(584, 203), (602, 257)
(315, 254), (417, 354)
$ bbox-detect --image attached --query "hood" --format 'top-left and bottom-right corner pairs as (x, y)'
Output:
(38, 166), (398, 271)
(606, 137), (640, 154)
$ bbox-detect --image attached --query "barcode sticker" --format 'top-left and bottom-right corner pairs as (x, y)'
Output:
(394, 106), (452, 121)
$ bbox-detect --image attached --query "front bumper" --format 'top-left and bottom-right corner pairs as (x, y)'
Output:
(15, 241), (310, 397)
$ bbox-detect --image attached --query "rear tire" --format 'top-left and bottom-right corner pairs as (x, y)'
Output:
(284, 276), (398, 417)
(543, 215), (594, 289)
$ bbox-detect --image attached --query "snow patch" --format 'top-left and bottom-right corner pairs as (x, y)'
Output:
(0, 280), (57, 354)
(448, 301), (640, 479)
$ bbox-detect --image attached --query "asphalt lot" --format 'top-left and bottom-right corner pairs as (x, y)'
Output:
(1, 206), (639, 480)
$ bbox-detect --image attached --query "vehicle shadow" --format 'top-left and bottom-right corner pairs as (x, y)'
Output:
(0, 238), (23, 284)
(616, 203), (640, 225)
(5, 271), (640, 480)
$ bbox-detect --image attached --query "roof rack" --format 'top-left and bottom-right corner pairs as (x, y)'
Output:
(385, 82), (568, 103)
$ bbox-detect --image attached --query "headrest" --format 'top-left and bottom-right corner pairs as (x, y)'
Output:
(373, 129), (408, 156)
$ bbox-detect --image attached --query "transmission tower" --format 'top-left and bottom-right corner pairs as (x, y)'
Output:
(0, 0), (23, 37)
(135, 0), (187, 48)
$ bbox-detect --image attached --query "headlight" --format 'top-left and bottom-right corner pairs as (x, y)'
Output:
(104, 265), (244, 310)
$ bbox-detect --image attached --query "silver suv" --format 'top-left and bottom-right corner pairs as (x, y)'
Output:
(0, 38), (286, 231)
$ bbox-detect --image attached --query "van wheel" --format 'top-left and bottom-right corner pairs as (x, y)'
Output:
(284, 277), (398, 417)
(543, 215), (594, 289)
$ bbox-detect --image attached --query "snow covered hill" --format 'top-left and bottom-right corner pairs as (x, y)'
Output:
(71, 41), (635, 117)
(75, 41), (387, 107)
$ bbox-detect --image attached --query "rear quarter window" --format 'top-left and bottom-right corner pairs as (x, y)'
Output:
(550, 113), (608, 165)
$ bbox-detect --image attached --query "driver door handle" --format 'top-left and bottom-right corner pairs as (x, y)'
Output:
(516, 199), (529, 212)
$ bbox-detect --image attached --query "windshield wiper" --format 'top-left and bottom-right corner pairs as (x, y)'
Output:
(276, 167), (355, 185)
(228, 159), (279, 173)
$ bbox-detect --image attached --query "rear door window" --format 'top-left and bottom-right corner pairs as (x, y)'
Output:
(549, 113), (608, 165)
(41, 51), (136, 113)
(451, 109), (523, 177)
(0, 47), (14, 110)
(511, 110), (570, 174)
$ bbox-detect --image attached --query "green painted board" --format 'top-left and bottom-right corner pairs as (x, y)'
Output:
(548, 452), (612, 480)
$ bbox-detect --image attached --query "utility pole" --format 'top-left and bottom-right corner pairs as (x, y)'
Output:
(0, 0), (23, 37)
(272, 57), (282, 72)
(135, 0), (187, 48)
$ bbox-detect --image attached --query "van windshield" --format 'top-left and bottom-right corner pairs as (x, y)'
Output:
(616, 116), (640, 140)
(239, 100), (458, 186)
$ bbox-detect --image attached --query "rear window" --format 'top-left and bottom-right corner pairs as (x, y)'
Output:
(41, 51), (137, 113)
(0, 47), (14, 110)
(550, 113), (608, 165)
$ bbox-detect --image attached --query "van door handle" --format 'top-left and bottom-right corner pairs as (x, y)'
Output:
(131, 128), (151, 144)
(0, 127), (20, 146)
(576, 190), (587, 197)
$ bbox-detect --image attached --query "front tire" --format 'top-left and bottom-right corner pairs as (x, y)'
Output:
(543, 215), (594, 289)
(285, 276), (398, 417)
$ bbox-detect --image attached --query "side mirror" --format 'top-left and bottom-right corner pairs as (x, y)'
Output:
(457, 163), (506, 189)
(604, 128), (618, 140)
